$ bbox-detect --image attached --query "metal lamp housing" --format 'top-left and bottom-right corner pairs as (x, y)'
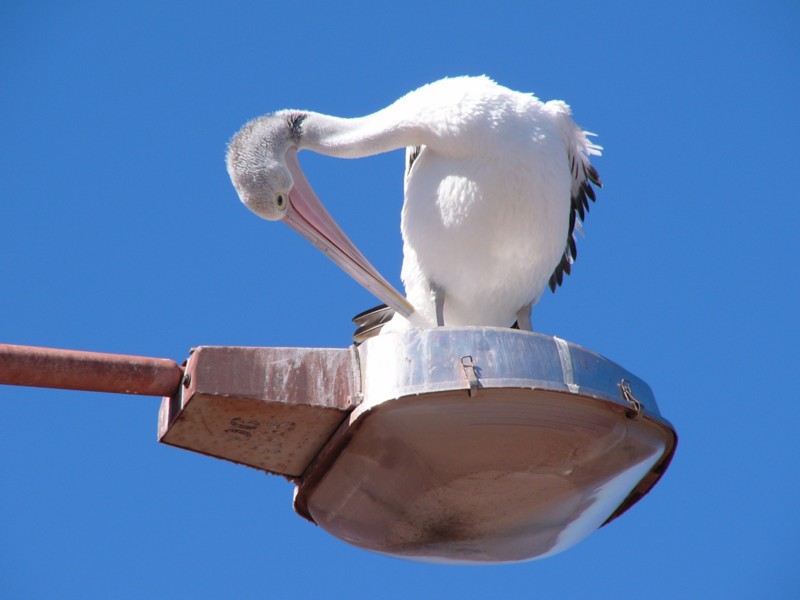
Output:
(294, 328), (676, 564)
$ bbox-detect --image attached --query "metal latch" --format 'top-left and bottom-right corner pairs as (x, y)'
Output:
(461, 355), (480, 397)
(619, 379), (642, 419)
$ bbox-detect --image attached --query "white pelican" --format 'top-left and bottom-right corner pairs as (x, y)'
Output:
(226, 76), (601, 334)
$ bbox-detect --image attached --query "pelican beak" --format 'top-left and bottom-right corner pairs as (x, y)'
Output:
(282, 148), (414, 318)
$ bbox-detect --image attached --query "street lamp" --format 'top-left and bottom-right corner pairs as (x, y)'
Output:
(159, 328), (676, 563)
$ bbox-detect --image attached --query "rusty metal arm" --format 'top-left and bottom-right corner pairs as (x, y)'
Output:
(0, 343), (183, 397)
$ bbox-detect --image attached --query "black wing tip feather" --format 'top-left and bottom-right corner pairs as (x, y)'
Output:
(352, 303), (392, 325)
(587, 165), (602, 187)
(549, 161), (602, 293)
(582, 180), (596, 202)
(353, 304), (395, 344)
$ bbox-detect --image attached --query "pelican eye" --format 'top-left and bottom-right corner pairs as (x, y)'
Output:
(275, 192), (288, 210)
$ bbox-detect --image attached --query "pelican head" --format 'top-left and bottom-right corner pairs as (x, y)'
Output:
(226, 111), (414, 317)
(226, 113), (298, 221)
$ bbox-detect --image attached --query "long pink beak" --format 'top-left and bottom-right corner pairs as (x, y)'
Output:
(282, 148), (414, 318)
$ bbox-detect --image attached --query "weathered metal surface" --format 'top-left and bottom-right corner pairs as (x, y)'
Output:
(158, 346), (358, 477)
(294, 327), (677, 562)
(0, 343), (183, 397)
(355, 327), (664, 420)
(355, 328), (677, 526)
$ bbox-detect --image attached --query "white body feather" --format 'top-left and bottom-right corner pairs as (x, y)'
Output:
(381, 77), (599, 330)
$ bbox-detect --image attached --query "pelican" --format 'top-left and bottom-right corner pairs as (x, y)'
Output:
(226, 76), (601, 334)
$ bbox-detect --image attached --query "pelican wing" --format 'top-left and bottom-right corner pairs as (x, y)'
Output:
(548, 107), (603, 292)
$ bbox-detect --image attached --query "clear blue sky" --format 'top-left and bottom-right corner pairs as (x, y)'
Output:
(2, 2), (798, 598)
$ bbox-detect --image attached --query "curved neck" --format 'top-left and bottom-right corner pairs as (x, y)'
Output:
(297, 106), (424, 159)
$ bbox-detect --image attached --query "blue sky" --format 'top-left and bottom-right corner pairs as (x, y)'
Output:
(1, 1), (798, 598)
